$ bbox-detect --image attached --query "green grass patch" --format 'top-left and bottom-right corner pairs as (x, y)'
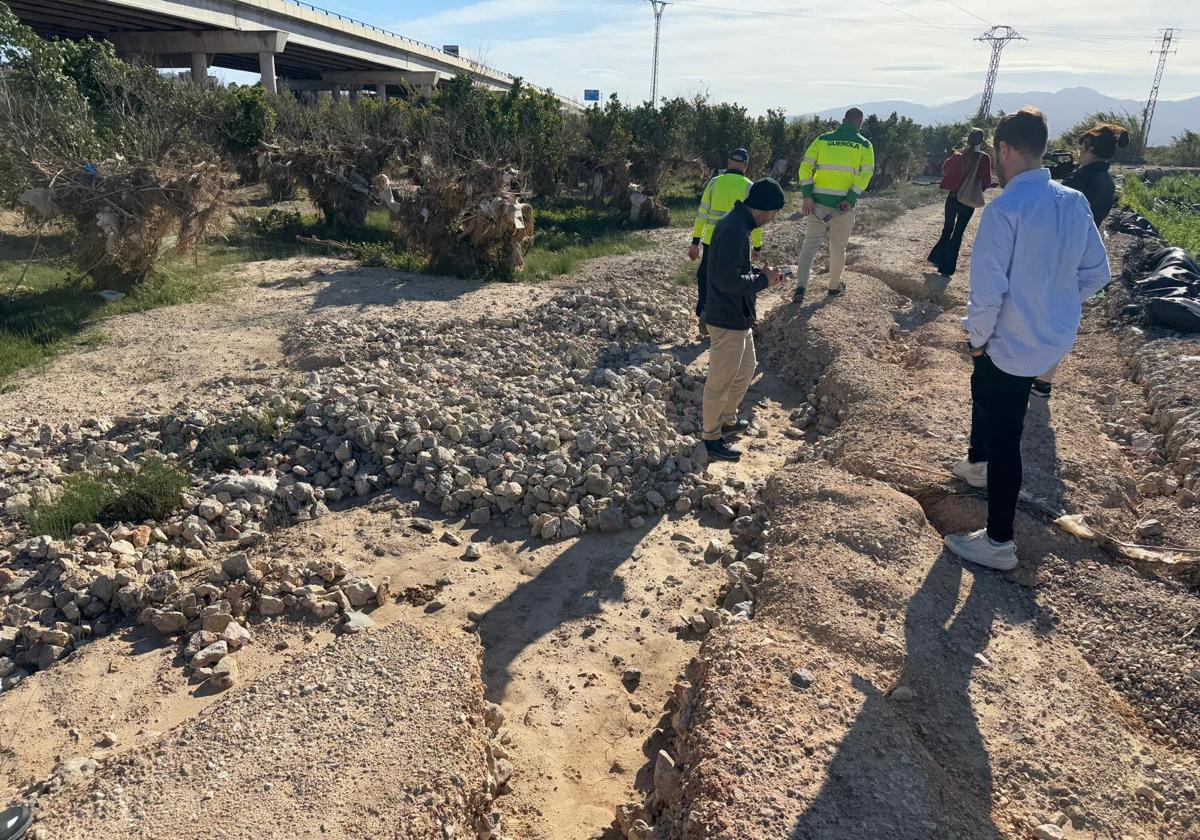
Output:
(673, 259), (697, 288)
(1123, 174), (1200, 254)
(523, 233), (649, 282)
(855, 183), (943, 232)
(195, 404), (302, 471)
(658, 180), (706, 228)
(23, 459), (190, 538)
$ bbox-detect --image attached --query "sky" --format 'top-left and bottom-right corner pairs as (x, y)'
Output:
(230, 1), (1199, 112)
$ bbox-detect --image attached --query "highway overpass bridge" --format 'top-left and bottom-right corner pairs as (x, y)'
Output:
(8, 0), (578, 106)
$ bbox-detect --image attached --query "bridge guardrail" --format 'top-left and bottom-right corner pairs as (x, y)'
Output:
(279, 0), (582, 107)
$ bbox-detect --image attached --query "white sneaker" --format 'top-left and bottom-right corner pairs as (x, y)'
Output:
(952, 458), (987, 489)
(944, 529), (1018, 571)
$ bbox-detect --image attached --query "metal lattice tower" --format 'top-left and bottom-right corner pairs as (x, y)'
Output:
(974, 25), (1026, 120)
(1142, 28), (1178, 151)
(648, 1), (669, 106)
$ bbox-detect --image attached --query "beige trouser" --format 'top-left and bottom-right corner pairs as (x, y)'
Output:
(702, 326), (757, 440)
(796, 208), (856, 290)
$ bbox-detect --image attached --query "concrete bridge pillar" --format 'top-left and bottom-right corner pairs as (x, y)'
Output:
(331, 84), (342, 100)
(190, 51), (207, 86)
(258, 51), (278, 94)
(349, 87), (361, 103)
(376, 84), (388, 105)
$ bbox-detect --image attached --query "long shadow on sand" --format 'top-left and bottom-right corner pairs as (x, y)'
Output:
(790, 554), (1039, 839)
(474, 532), (640, 703)
(264, 267), (485, 311)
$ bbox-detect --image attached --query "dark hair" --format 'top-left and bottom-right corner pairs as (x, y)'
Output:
(1080, 123), (1130, 160)
(994, 107), (1048, 157)
(965, 128), (986, 148)
(844, 107), (864, 125)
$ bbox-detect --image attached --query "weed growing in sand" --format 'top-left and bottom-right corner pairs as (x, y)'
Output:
(23, 459), (189, 538)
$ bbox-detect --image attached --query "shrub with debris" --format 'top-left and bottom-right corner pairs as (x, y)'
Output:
(376, 158), (535, 277)
(259, 139), (400, 229)
(1, 7), (231, 284)
(21, 157), (229, 286)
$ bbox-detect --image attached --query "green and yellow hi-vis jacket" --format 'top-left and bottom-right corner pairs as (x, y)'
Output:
(798, 122), (875, 209)
(691, 171), (764, 249)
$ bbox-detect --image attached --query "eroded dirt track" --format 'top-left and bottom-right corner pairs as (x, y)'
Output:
(2, 199), (1198, 840)
(646, 202), (1200, 840)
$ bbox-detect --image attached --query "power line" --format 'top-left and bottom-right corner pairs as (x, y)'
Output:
(864, 0), (973, 39)
(975, 25), (1026, 120)
(943, 0), (988, 25)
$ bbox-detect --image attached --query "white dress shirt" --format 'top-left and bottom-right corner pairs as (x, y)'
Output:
(966, 167), (1112, 377)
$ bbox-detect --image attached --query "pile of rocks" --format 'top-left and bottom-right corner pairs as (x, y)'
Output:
(681, 538), (764, 636)
(0, 272), (735, 684)
(0, 511), (392, 688)
(1130, 338), (1200, 507)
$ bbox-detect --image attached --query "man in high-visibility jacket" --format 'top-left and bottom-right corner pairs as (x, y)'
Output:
(689, 148), (762, 337)
(794, 108), (875, 301)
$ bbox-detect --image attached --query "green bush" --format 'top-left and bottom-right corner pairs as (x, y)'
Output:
(23, 459), (189, 537)
(1160, 130), (1200, 167)
(862, 112), (923, 190)
(354, 241), (426, 272)
(243, 208), (306, 239)
(1056, 111), (1144, 163)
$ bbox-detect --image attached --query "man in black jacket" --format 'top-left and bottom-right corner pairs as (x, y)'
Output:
(702, 178), (787, 461)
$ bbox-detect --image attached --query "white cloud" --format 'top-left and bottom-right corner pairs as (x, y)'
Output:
(399, 0), (1200, 111)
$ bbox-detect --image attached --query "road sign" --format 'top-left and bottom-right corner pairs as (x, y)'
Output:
(584, 89), (601, 102)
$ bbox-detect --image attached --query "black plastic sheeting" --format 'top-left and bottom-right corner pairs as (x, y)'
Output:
(1135, 247), (1200, 332)
(1113, 209), (1162, 238)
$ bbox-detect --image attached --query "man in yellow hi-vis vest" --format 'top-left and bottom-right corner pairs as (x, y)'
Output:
(688, 148), (762, 337)
(794, 108), (875, 301)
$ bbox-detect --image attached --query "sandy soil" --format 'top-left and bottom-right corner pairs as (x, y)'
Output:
(28, 620), (496, 839)
(3, 195), (1196, 840)
(660, 200), (1200, 839)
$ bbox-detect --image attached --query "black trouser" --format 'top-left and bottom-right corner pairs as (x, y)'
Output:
(928, 192), (975, 276)
(967, 354), (1034, 543)
(695, 244), (710, 317)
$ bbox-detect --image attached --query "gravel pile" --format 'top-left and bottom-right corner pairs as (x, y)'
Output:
(26, 620), (511, 840)
(0, 273), (767, 684)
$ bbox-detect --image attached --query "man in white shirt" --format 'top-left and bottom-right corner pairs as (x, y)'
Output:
(946, 107), (1111, 570)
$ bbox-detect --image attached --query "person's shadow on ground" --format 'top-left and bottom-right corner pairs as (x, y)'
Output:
(474, 533), (638, 703)
(1022, 397), (1069, 515)
(790, 554), (1037, 839)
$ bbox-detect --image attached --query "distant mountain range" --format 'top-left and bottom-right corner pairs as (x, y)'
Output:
(810, 87), (1199, 145)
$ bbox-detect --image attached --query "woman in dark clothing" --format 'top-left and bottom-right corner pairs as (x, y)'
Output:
(1030, 123), (1129, 400)
(928, 128), (992, 277)
(1062, 123), (1128, 224)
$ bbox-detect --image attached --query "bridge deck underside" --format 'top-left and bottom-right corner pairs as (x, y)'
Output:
(8, 0), (419, 79)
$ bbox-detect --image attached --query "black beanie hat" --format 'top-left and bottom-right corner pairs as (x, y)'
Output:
(744, 177), (785, 212)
